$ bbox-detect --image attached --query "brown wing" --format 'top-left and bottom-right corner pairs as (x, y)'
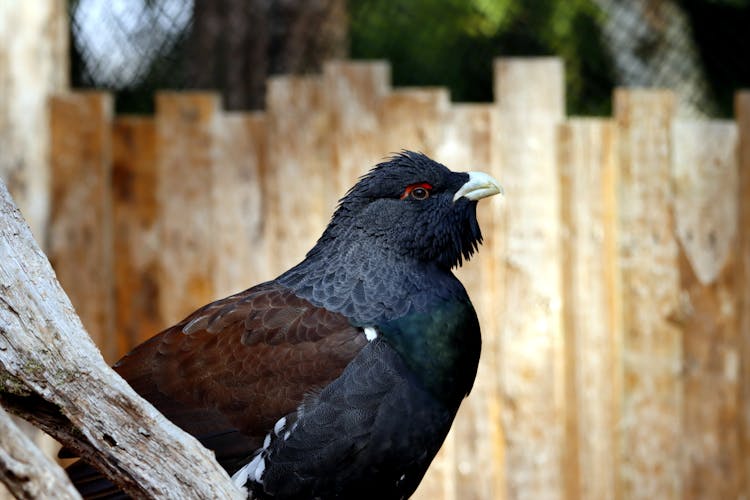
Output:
(113, 281), (367, 472)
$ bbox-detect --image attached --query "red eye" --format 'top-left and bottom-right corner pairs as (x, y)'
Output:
(400, 183), (433, 201)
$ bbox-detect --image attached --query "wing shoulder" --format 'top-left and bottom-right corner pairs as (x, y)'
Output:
(114, 281), (367, 466)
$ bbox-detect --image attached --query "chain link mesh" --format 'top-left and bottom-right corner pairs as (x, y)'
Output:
(70, 0), (193, 112)
(69, 0), (749, 116)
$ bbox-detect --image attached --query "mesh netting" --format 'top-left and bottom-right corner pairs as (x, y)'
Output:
(69, 0), (750, 117)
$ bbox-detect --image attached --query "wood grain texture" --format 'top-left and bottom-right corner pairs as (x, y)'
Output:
(0, 179), (243, 499)
(155, 92), (221, 325)
(673, 119), (741, 500)
(48, 92), (116, 363)
(492, 57), (565, 500)
(112, 116), (161, 356)
(614, 89), (681, 500)
(324, 60), (391, 192)
(213, 112), (270, 296)
(266, 76), (336, 274)
(736, 92), (750, 500)
(558, 119), (619, 500)
(0, 0), (68, 241)
(376, 88), (450, 157)
(0, 406), (79, 500)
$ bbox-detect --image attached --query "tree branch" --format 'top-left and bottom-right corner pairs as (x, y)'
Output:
(0, 179), (244, 499)
(0, 406), (80, 499)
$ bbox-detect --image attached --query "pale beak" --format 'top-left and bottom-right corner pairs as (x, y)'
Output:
(453, 171), (503, 202)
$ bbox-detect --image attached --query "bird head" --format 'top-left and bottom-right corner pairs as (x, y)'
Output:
(322, 151), (502, 269)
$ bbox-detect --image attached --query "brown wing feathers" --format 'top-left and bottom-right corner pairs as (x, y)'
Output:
(111, 282), (367, 471)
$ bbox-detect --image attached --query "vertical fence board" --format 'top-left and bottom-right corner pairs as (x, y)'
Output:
(492, 57), (565, 500)
(558, 118), (619, 500)
(155, 92), (221, 324)
(266, 77), (335, 274)
(324, 61), (391, 191)
(49, 92), (115, 362)
(212, 112), (269, 296)
(438, 104), (504, 500)
(112, 116), (161, 355)
(672, 120), (741, 500)
(736, 92), (750, 499)
(615, 89), (681, 500)
(377, 88), (450, 156)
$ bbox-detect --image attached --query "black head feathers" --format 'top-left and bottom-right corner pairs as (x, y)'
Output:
(319, 151), (501, 269)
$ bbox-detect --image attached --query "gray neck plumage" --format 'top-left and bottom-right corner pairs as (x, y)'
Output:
(277, 235), (466, 326)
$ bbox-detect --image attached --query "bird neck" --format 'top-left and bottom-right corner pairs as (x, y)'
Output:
(277, 237), (463, 325)
(278, 236), (481, 408)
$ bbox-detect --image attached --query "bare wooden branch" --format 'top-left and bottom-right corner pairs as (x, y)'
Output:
(0, 179), (243, 499)
(0, 406), (80, 500)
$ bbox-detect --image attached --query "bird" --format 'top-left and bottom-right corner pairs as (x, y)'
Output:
(66, 151), (502, 499)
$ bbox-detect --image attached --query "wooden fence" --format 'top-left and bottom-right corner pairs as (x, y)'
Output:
(42, 58), (750, 500)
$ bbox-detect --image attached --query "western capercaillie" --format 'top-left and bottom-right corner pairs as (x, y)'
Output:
(66, 151), (502, 499)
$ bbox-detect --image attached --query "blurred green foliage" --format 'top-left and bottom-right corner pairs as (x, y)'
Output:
(349, 0), (617, 115)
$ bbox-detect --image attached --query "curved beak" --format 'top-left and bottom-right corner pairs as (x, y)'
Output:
(453, 171), (503, 203)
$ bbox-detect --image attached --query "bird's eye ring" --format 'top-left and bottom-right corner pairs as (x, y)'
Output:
(401, 183), (433, 201)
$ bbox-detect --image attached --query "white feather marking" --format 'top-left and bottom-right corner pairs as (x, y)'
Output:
(273, 416), (286, 435)
(232, 453), (265, 487)
(263, 433), (271, 449)
(364, 326), (378, 341)
(253, 457), (266, 482)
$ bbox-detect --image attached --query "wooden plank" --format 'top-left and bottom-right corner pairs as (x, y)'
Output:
(155, 92), (221, 324)
(438, 104), (504, 500)
(492, 57), (565, 500)
(376, 88), (450, 156)
(735, 92), (750, 500)
(614, 89), (681, 500)
(265, 76), (335, 274)
(558, 119), (619, 500)
(212, 112), (270, 296)
(48, 92), (115, 362)
(672, 119), (741, 500)
(0, 0), (68, 242)
(112, 116), (161, 356)
(324, 60), (391, 191)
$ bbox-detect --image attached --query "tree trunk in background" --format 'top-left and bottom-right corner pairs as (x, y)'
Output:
(187, 0), (348, 110)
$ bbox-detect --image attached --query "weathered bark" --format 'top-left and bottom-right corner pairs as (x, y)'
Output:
(0, 179), (243, 499)
(0, 406), (80, 500)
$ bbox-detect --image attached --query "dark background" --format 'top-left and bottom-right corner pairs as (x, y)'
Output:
(69, 0), (750, 117)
